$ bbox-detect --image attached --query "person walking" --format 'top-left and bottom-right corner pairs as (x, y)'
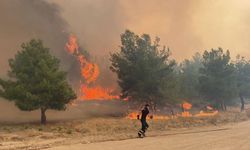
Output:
(137, 104), (150, 138)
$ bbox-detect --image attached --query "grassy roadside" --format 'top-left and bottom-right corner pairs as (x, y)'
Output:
(0, 110), (249, 150)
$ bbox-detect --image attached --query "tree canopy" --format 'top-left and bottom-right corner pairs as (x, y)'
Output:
(235, 55), (250, 111)
(0, 39), (76, 124)
(199, 48), (237, 110)
(110, 30), (176, 105)
(110, 30), (250, 111)
(178, 52), (203, 100)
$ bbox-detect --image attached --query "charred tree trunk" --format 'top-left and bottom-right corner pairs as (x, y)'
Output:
(224, 103), (227, 111)
(220, 100), (226, 111)
(41, 108), (47, 125)
(170, 108), (174, 116)
(220, 102), (224, 111)
(181, 104), (184, 112)
(152, 103), (157, 112)
(240, 94), (245, 112)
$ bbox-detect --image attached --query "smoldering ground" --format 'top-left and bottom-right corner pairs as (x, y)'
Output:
(0, 99), (127, 123)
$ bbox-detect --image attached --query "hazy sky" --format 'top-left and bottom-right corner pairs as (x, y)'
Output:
(52, 0), (250, 60)
(1, 0), (250, 77)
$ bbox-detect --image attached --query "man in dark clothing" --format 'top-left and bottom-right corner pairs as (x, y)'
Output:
(138, 104), (150, 138)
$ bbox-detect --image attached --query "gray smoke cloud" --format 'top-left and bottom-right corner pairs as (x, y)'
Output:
(53, 0), (250, 61)
(0, 0), (64, 68)
(1, 0), (250, 77)
(0, 0), (83, 87)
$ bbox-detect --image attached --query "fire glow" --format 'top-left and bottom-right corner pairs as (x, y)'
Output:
(127, 102), (219, 120)
(65, 35), (119, 100)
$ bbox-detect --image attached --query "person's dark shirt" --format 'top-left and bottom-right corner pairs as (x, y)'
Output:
(141, 107), (149, 120)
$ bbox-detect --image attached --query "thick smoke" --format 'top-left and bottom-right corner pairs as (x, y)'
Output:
(0, 0), (65, 72)
(1, 0), (250, 78)
(54, 0), (250, 61)
(0, 0), (84, 87)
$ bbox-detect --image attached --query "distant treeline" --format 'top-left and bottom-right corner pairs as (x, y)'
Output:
(110, 30), (250, 111)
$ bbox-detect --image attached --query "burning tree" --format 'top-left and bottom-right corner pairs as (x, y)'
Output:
(199, 48), (237, 110)
(65, 35), (119, 100)
(110, 30), (176, 105)
(0, 39), (76, 124)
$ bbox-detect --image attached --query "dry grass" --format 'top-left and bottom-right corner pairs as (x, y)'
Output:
(0, 110), (248, 150)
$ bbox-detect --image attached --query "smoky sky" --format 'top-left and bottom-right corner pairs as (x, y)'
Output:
(53, 0), (250, 61)
(0, 0), (74, 75)
(0, 0), (84, 88)
(1, 0), (250, 82)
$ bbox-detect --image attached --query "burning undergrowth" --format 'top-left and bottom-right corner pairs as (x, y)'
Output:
(126, 102), (219, 120)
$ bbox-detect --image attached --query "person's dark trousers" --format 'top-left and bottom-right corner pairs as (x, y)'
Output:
(138, 119), (149, 137)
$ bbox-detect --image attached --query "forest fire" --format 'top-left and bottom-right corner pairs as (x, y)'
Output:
(65, 35), (118, 100)
(126, 112), (170, 120)
(126, 102), (218, 120)
(81, 85), (119, 100)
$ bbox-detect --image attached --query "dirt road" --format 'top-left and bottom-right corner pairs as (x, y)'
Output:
(48, 120), (250, 150)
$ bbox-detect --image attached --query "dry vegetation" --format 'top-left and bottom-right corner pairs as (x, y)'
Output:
(0, 109), (249, 150)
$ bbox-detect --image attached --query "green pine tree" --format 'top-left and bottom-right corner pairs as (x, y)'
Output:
(0, 39), (76, 124)
(235, 55), (250, 111)
(110, 30), (176, 106)
(199, 48), (237, 110)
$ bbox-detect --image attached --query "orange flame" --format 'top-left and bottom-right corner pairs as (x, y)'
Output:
(182, 102), (192, 110)
(80, 85), (119, 100)
(65, 35), (79, 54)
(126, 104), (218, 120)
(126, 112), (170, 120)
(180, 111), (192, 117)
(65, 34), (118, 100)
(194, 110), (219, 117)
(126, 112), (138, 119)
